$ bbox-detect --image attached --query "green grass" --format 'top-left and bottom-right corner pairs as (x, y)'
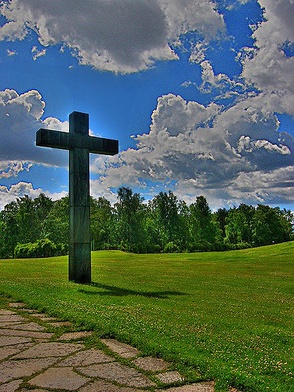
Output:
(0, 242), (293, 391)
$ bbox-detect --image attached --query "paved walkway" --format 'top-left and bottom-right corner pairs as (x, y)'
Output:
(0, 301), (236, 392)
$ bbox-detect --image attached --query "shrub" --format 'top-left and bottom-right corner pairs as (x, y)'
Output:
(14, 239), (58, 258)
(164, 241), (180, 253)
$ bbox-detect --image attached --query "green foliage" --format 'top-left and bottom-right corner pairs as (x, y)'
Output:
(90, 196), (113, 250)
(163, 241), (180, 253)
(14, 239), (58, 258)
(114, 187), (146, 252)
(42, 196), (69, 247)
(189, 196), (222, 250)
(0, 189), (293, 257)
(0, 194), (54, 258)
(0, 242), (293, 391)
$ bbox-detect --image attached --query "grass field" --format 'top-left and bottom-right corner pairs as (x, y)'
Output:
(0, 242), (293, 391)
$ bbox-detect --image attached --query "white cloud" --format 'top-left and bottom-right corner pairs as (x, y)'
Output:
(0, 0), (225, 73)
(237, 136), (291, 155)
(1, 87), (293, 208)
(1, 1), (293, 209)
(0, 161), (32, 179)
(32, 46), (47, 60)
(0, 89), (69, 174)
(6, 49), (17, 56)
(0, 182), (67, 210)
(91, 93), (294, 205)
(160, 0), (224, 41)
(241, 0), (294, 116)
(198, 60), (247, 98)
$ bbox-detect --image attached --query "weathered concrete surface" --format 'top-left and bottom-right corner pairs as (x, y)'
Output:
(132, 356), (169, 372)
(58, 348), (115, 366)
(101, 338), (141, 358)
(28, 367), (89, 390)
(58, 331), (92, 341)
(77, 362), (156, 388)
(156, 371), (184, 384)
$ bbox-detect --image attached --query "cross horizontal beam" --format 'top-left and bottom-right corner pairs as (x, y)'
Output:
(36, 128), (118, 155)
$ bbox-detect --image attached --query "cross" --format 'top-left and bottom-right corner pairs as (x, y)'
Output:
(36, 111), (119, 284)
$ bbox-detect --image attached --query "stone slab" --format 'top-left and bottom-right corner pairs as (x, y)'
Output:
(101, 339), (140, 358)
(9, 302), (26, 308)
(20, 390), (51, 392)
(132, 356), (170, 372)
(19, 390), (51, 392)
(79, 380), (141, 392)
(157, 382), (215, 391)
(0, 328), (54, 339)
(58, 331), (93, 341)
(7, 322), (46, 331)
(0, 347), (23, 361)
(156, 371), (184, 384)
(49, 321), (73, 328)
(11, 342), (84, 359)
(0, 358), (58, 383)
(78, 362), (156, 388)
(0, 315), (27, 323)
(0, 379), (23, 392)
(58, 348), (114, 366)
(0, 336), (32, 347)
(31, 313), (49, 318)
(28, 367), (89, 390)
(37, 317), (59, 322)
(20, 309), (36, 313)
(0, 322), (24, 328)
(0, 310), (15, 315)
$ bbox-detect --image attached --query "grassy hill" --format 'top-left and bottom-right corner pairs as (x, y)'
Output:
(0, 242), (293, 391)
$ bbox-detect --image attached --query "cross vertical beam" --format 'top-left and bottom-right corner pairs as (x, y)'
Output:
(69, 112), (91, 283)
(36, 111), (119, 284)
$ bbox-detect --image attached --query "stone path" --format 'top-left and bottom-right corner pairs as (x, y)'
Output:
(0, 301), (235, 392)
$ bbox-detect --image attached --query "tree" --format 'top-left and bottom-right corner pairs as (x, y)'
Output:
(189, 196), (221, 251)
(114, 187), (146, 252)
(215, 208), (229, 239)
(35, 193), (54, 229)
(0, 194), (54, 258)
(42, 196), (69, 253)
(252, 205), (292, 246)
(90, 196), (114, 249)
(0, 190), (293, 258)
(151, 191), (183, 250)
(225, 204), (255, 246)
(0, 200), (19, 257)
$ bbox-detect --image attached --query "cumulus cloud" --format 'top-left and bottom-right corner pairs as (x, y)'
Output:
(0, 89), (69, 177)
(0, 161), (32, 179)
(1, 1), (293, 209)
(241, 0), (294, 116)
(3, 87), (291, 208)
(0, 0), (224, 73)
(32, 46), (47, 61)
(6, 49), (17, 56)
(0, 182), (67, 210)
(198, 60), (247, 99)
(91, 93), (294, 205)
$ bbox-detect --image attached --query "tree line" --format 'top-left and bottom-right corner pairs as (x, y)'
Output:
(0, 188), (293, 258)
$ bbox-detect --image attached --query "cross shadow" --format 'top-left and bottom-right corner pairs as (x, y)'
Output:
(78, 282), (187, 299)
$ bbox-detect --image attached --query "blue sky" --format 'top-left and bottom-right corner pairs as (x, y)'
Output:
(0, 0), (293, 211)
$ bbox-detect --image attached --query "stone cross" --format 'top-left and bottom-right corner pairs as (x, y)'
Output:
(36, 111), (118, 283)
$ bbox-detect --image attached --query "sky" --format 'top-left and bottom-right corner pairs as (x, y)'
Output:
(0, 0), (293, 211)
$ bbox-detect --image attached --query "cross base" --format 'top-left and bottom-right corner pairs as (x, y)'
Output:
(69, 243), (91, 283)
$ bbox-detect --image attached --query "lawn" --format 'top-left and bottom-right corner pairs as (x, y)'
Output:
(0, 242), (293, 391)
